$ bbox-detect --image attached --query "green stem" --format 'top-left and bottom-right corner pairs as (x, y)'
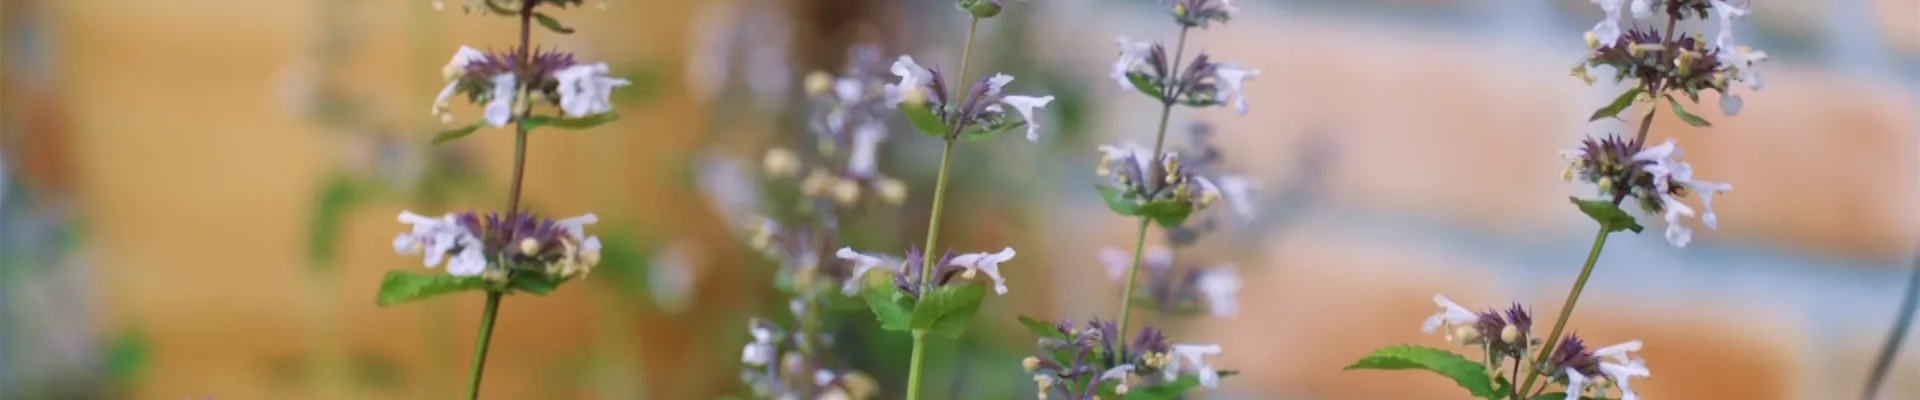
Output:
(1516, 224), (1613, 397)
(953, 17), (981, 98)
(1115, 25), (1190, 356)
(466, 292), (504, 400)
(1862, 251), (1920, 400)
(904, 14), (982, 399)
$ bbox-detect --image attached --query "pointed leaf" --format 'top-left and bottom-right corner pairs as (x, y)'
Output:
(1125, 374), (1202, 400)
(430, 120), (488, 144)
(1126, 72), (1166, 101)
(533, 12), (575, 34)
(521, 112), (619, 131)
(1589, 87), (1645, 122)
(1095, 186), (1141, 216)
(861, 286), (914, 332)
(959, 119), (1023, 142)
(376, 271), (487, 307)
(909, 284), (987, 338)
(1018, 315), (1068, 340)
(901, 102), (951, 137)
(509, 273), (566, 295)
(1137, 199), (1194, 228)
(1343, 345), (1496, 398)
(1665, 94), (1711, 127)
(1569, 197), (1644, 233)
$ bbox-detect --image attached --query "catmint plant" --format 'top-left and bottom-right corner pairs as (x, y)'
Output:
(373, 1), (629, 399)
(1345, 1), (1765, 398)
(1010, 0), (1261, 398)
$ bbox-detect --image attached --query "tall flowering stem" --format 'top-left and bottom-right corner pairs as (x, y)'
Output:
(904, 15), (982, 400)
(1116, 25), (1190, 353)
(1515, 224), (1613, 398)
(466, 2), (538, 398)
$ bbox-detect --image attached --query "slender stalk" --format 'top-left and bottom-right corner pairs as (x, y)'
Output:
(466, 292), (504, 399)
(1516, 224), (1613, 397)
(1862, 251), (1920, 400)
(904, 16), (982, 399)
(1114, 25), (1190, 353)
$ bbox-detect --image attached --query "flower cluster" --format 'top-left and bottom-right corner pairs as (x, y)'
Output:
(1425, 295), (1649, 400)
(433, 0), (606, 14)
(1110, 38), (1259, 115)
(1574, 0), (1767, 116)
(430, 45), (629, 126)
(1098, 246), (1240, 318)
(1095, 141), (1224, 217)
(780, 46), (910, 208)
(1021, 318), (1232, 398)
(740, 319), (881, 400)
(1562, 136), (1731, 247)
(885, 56), (1055, 141)
(838, 246), (1016, 297)
(1161, 0), (1238, 28)
(392, 210), (602, 281)
(1162, 123), (1256, 246)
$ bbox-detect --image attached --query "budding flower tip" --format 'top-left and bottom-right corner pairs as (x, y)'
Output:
(519, 238), (542, 254)
(1500, 325), (1521, 344)
(1021, 356), (1041, 372)
(1583, 31), (1600, 49)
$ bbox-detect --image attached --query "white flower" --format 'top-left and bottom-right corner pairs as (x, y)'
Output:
(847, 123), (885, 178)
(833, 77), (864, 103)
(883, 55), (933, 108)
(987, 73), (1014, 95)
(1215, 175), (1255, 219)
(741, 324), (778, 367)
(1629, 0), (1654, 19)
(1098, 246), (1173, 281)
(1000, 95), (1055, 142)
(949, 247), (1017, 295)
(483, 73), (517, 127)
(431, 46), (489, 122)
(813, 369), (837, 387)
(1163, 344), (1224, 388)
(1098, 142), (1157, 180)
(1198, 266), (1242, 317)
(1422, 294), (1480, 336)
(1212, 64), (1259, 116)
(555, 62), (632, 117)
(1566, 340), (1650, 400)
(836, 247), (900, 295)
(1110, 36), (1155, 90)
(393, 211), (487, 276)
(1633, 140), (1732, 248)
(1589, 0), (1627, 47)
(1710, 0), (1766, 116)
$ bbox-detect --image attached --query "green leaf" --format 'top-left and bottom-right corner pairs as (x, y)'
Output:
(1018, 315), (1067, 340)
(862, 286), (914, 332)
(901, 102), (951, 137)
(958, 120), (1023, 142)
(909, 284), (988, 338)
(1136, 199), (1194, 228)
(102, 329), (152, 388)
(1343, 345), (1497, 398)
(1095, 186), (1140, 216)
(376, 271), (487, 307)
(521, 112), (620, 131)
(1126, 374), (1202, 400)
(509, 272), (566, 295)
(1588, 87), (1644, 122)
(1126, 72), (1166, 101)
(533, 12), (576, 34)
(1568, 197), (1645, 233)
(1665, 94), (1711, 127)
(1681, 83), (1701, 104)
(430, 120), (488, 144)
(305, 174), (359, 268)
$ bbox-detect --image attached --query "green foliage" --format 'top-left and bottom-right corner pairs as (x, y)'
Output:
(521, 112), (620, 131)
(1588, 87), (1645, 122)
(430, 120), (487, 144)
(375, 271), (487, 306)
(306, 174), (360, 269)
(1095, 186), (1194, 227)
(902, 102), (952, 138)
(1126, 72), (1166, 102)
(102, 329), (152, 389)
(1096, 186), (1140, 215)
(1569, 197), (1645, 233)
(1344, 345), (1496, 398)
(1017, 315), (1067, 340)
(959, 119), (1025, 142)
(909, 284), (988, 338)
(509, 272), (566, 295)
(533, 12), (575, 34)
(863, 284), (915, 332)
(1664, 94), (1711, 127)
(1124, 374), (1202, 400)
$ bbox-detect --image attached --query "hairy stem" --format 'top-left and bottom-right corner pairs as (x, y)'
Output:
(466, 292), (504, 399)
(1517, 224), (1613, 397)
(1115, 25), (1191, 356)
(1862, 251), (1920, 400)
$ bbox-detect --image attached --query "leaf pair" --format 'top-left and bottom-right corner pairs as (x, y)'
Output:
(1589, 87), (1710, 127)
(1096, 186), (1194, 228)
(1569, 197), (1644, 234)
(1346, 345), (1609, 400)
(430, 113), (621, 145)
(375, 270), (568, 307)
(861, 280), (988, 339)
(898, 102), (1025, 141)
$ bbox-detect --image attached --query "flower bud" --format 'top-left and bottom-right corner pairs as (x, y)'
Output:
(801, 168), (833, 197)
(831, 179), (862, 206)
(519, 238), (542, 255)
(1597, 177), (1613, 193)
(762, 147), (801, 177)
(1583, 31), (1600, 49)
(1022, 356), (1041, 372)
(960, 0), (1001, 18)
(1500, 325), (1521, 344)
(805, 71), (835, 97)
(1452, 326), (1482, 345)
(876, 178), (907, 205)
